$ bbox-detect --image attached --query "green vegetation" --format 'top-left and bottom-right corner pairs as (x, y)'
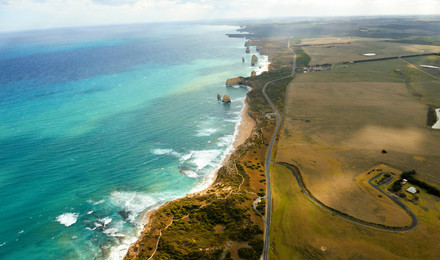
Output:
(238, 248), (257, 259)
(256, 199), (266, 216)
(384, 35), (440, 46)
(293, 47), (311, 67)
(391, 180), (403, 192)
(428, 105), (438, 126)
(401, 170), (440, 197)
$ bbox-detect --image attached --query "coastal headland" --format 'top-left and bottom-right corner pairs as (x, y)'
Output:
(124, 27), (294, 259)
(126, 17), (440, 259)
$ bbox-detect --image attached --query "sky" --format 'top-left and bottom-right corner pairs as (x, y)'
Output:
(0, 0), (439, 32)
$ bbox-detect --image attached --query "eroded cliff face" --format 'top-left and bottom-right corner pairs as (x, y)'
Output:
(222, 94), (231, 103)
(251, 71), (257, 77)
(225, 77), (245, 86)
(251, 55), (258, 66)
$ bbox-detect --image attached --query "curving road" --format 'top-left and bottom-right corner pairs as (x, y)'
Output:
(368, 172), (417, 230)
(277, 162), (417, 232)
(262, 38), (296, 260)
(261, 38), (418, 259)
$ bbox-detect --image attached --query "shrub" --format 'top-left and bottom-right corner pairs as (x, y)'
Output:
(391, 180), (402, 192)
(248, 238), (264, 256)
(238, 247), (257, 259)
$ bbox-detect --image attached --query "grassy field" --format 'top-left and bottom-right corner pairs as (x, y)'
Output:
(271, 45), (440, 258)
(269, 164), (440, 259)
(297, 37), (440, 65)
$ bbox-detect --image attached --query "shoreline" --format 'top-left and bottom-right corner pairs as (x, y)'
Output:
(123, 34), (268, 259)
(123, 86), (258, 260)
(137, 97), (255, 224)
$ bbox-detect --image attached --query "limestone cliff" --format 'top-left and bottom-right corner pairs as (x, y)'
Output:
(225, 77), (245, 86)
(222, 94), (231, 103)
(251, 55), (258, 66)
(251, 71), (257, 77)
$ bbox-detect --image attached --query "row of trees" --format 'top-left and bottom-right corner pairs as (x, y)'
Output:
(391, 170), (440, 197)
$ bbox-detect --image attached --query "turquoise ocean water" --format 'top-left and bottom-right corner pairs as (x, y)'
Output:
(0, 23), (268, 259)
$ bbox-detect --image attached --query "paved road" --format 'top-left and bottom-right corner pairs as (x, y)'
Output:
(368, 172), (418, 230)
(278, 162), (418, 232)
(262, 39), (296, 260)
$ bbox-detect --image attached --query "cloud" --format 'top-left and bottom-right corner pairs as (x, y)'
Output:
(92, 0), (139, 6)
(0, 0), (438, 32)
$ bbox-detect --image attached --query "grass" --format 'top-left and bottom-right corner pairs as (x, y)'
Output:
(273, 41), (440, 258)
(298, 37), (440, 65)
(125, 33), (297, 259)
(270, 164), (440, 259)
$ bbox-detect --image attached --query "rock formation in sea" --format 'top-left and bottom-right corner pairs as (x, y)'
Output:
(251, 71), (257, 77)
(217, 93), (222, 101)
(251, 55), (258, 66)
(225, 77), (245, 86)
(246, 46), (250, 53)
(222, 94), (231, 103)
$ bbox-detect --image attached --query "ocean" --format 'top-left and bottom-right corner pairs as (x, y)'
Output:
(0, 23), (268, 259)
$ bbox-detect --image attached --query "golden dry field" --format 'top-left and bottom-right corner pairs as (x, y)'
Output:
(297, 37), (440, 65)
(270, 53), (440, 258)
(269, 164), (440, 259)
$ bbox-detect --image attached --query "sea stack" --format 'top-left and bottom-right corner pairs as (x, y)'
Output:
(246, 46), (250, 53)
(225, 77), (244, 86)
(251, 55), (258, 66)
(222, 94), (231, 103)
(217, 93), (222, 101)
(251, 71), (257, 77)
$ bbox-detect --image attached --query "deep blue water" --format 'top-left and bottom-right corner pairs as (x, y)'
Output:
(0, 23), (267, 259)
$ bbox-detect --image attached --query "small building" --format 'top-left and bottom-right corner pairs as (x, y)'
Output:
(265, 113), (277, 121)
(401, 179), (407, 185)
(406, 186), (417, 194)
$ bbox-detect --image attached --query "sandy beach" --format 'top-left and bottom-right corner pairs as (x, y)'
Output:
(127, 92), (257, 259)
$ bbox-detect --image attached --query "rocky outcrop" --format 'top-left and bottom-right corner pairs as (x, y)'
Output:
(222, 95), (231, 103)
(251, 71), (257, 77)
(217, 93), (222, 101)
(246, 46), (250, 53)
(251, 55), (258, 66)
(226, 77), (245, 86)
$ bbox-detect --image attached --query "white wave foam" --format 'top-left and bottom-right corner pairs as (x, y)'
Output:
(18, 230), (24, 234)
(87, 211), (93, 215)
(87, 199), (105, 205)
(0, 242), (6, 247)
(190, 94), (248, 194)
(180, 152), (192, 162)
(150, 148), (181, 157)
(107, 236), (139, 260)
(94, 222), (103, 228)
(181, 170), (198, 178)
(195, 128), (218, 137)
(85, 227), (96, 231)
(188, 150), (222, 170)
(98, 217), (112, 227)
(103, 227), (125, 238)
(110, 191), (157, 224)
(217, 135), (234, 147)
(56, 213), (79, 227)
(255, 54), (270, 75)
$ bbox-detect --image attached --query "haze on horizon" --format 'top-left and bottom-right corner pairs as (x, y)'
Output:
(0, 0), (439, 32)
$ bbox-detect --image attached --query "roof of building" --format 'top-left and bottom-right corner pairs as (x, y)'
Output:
(406, 186), (417, 194)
